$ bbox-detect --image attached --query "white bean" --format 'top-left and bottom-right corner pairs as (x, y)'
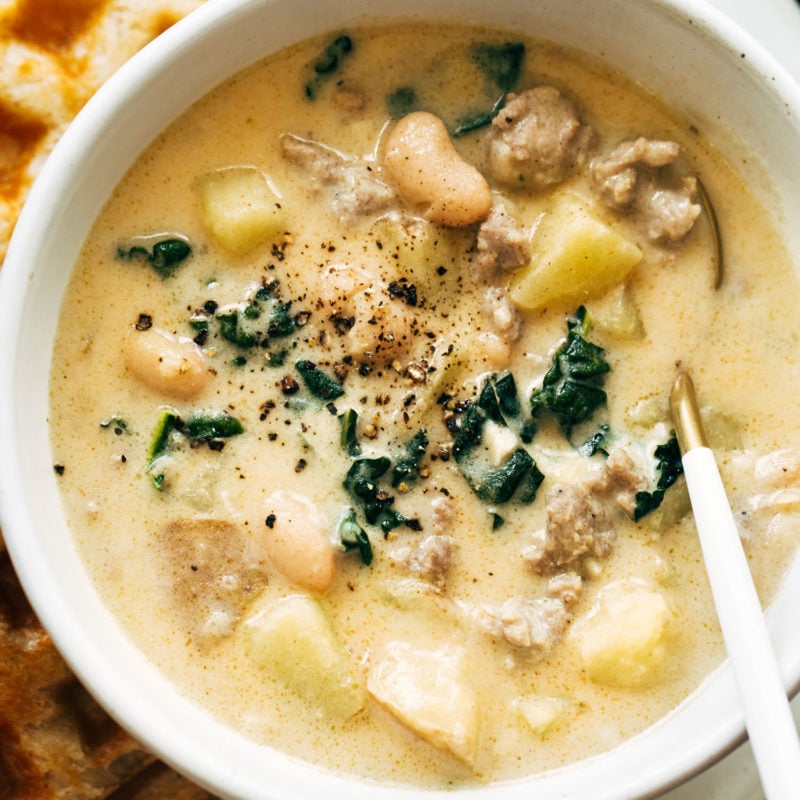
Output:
(124, 326), (210, 399)
(263, 490), (336, 593)
(383, 112), (492, 227)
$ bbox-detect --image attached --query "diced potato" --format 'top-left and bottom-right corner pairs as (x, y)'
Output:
(571, 578), (672, 688)
(510, 195), (642, 310)
(196, 166), (287, 255)
(367, 642), (479, 766)
(515, 695), (572, 737)
(588, 283), (645, 340)
(700, 406), (743, 451)
(240, 594), (364, 720)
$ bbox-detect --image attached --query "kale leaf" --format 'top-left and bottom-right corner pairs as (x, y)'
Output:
(453, 42), (525, 137)
(305, 35), (354, 100)
(633, 435), (684, 521)
(453, 372), (544, 506)
(338, 510), (373, 566)
(295, 360), (345, 401)
(118, 237), (191, 278)
(530, 307), (610, 438)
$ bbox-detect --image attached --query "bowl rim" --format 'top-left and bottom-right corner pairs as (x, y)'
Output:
(1, 0), (800, 797)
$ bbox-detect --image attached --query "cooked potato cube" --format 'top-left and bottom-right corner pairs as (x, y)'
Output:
(515, 695), (572, 736)
(241, 594), (364, 720)
(197, 167), (287, 255)
(571, 578), (672, 687)
(588, 283), (645, 341)
(367, 642), (478, 765)
(510, 195), (642, 310)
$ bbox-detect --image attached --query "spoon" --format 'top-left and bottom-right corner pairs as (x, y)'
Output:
(670, 371), (800, 799)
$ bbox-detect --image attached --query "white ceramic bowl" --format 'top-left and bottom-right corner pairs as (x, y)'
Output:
(2, 0), (800, 797)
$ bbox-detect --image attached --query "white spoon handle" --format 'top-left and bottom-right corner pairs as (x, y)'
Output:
(682, 446), (800, 799)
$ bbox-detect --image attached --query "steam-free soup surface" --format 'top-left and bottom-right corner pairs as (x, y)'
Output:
(49, 22), (800, 788)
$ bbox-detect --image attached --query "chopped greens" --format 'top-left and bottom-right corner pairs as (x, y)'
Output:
(339, 408), (362, 456)
(453, 373), (544, 506)
(100, 417), (129, 435)
(633, 435), (684, 521)
(296, 360), (345, 401)
(117, 237), (191, 278)
(577, 424), (610, 457)
(391, 429), (429, 487)
(530, 307), (610, 439)
(453, 42), (525, 137)
(268, 302), (296, 338)
(217, 310), (259, 348)
(472, 42), (526, 93)
(343, 456), (419, 537)
(343, 457), (392, 525)
(460, 448), (544, 505)
(192, 281), (303, 351)
(183, 411), (244, 442)
(387, 86), (418, 118)
(305, 34), (354, 100)
(338, 510), (373, 566)
(145, 408), (243, 490)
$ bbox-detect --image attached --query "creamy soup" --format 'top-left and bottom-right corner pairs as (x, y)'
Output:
(49, 21), (800, 789)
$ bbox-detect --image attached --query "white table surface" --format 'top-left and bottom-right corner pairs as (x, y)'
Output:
(660, 1), (800, 798)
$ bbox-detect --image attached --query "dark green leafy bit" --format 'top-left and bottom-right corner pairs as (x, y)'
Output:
(343, 457), (419, 535)
(577, 423), (610, 457)
(490, 511), (505, 530)
(268, 303), (295, 338)
(267, 350), (288, 367)
(460, 448), (544, 505)
(338, 510), (373, 566)
(453, 42), (525, 137)
(452, 95), (507, 137)
(633, 435), (684, 521)
(305, 34), (354, 100)
(146, 408), (243, 490)
(296, 360), (345, 401)
(339, 408), (362, 456)
(387, 86), (418, 117)
(453, 373), (543, 506)
(183, 411), (244, 442)
(477, 371), (520, 422)
(100, 417), (128, 435)
(193, 281), (303, 351)
(117, 238), (191, 278)
(343, 457), (392, 525)
(391, 429), (428, 487)
(530, 307), (610, 439)
(472, 42), (525, 92)
(217, 310), (258, 348)
(148, 409), (178, 464)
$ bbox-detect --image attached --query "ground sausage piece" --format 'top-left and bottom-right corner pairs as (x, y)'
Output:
(591, 136), (701, 242)
(591, 137), (680, 209)
(487, 87), (593, 189)
(475, 201), (531, 277)
(524, 482), (615, 574)
(280, 133), (396, 220)
(587, 447), (649, 517)
(642, 177), (702, 243)
(482, 286), (521, 340)
(389, 534), (456, 591)
(524, 447), (648, 574)
(547, 572), (583, 606)
(468, 597), (570, 652)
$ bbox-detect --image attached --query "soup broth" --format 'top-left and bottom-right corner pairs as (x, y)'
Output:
(49, 21), (800, 788)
